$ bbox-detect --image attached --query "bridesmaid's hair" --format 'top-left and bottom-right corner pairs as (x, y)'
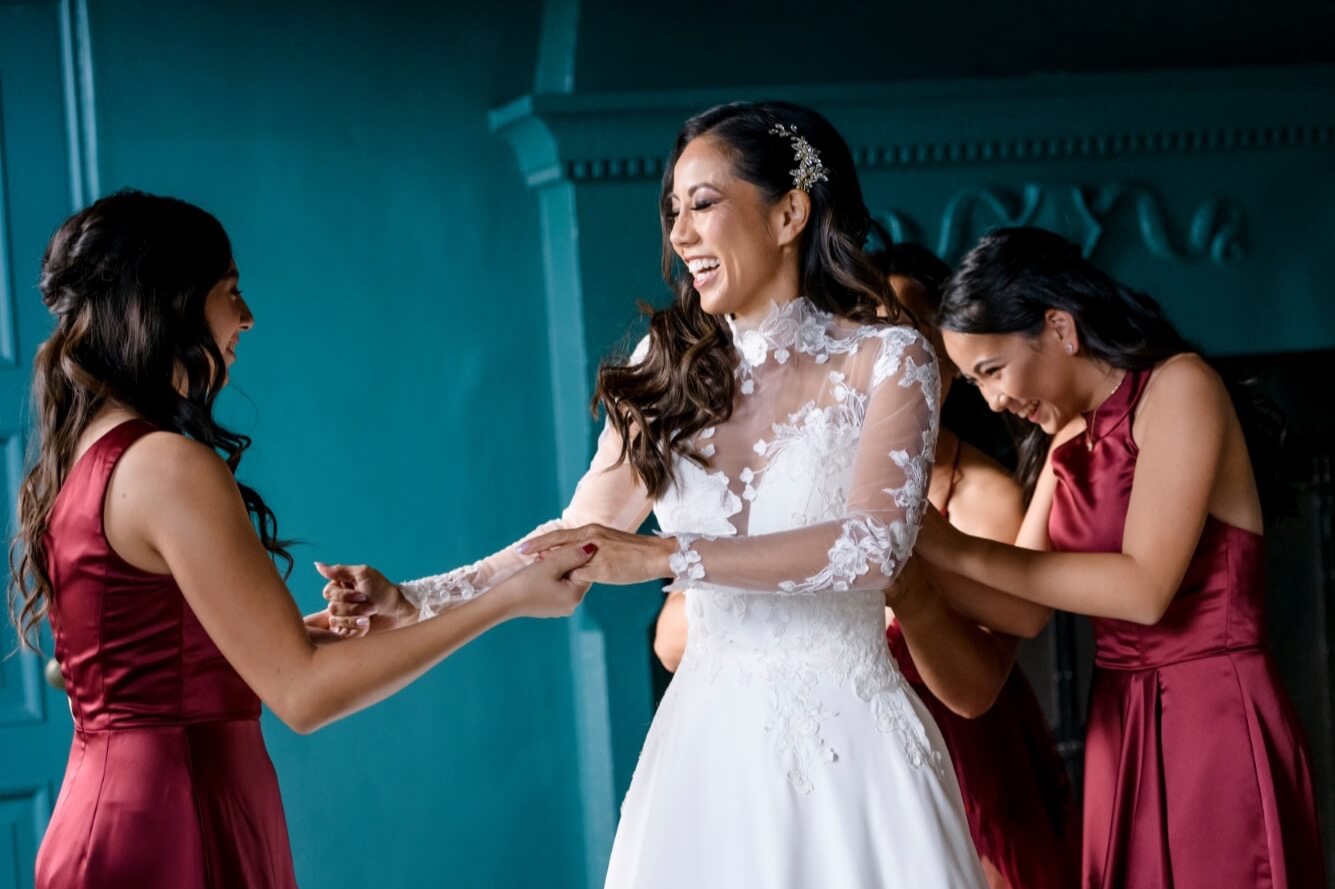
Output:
(938, 227), (1286, 510)
(866, 235), (952, 322)
(8, 190), (292, 652)
(594, 101), (901, 497)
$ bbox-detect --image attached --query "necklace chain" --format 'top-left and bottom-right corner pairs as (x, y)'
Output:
(1085, 370), (1128, 452)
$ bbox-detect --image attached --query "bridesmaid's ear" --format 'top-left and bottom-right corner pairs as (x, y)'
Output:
(1045, 309), (1080, 356)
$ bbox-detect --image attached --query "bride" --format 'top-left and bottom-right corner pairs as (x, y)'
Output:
(326, 101), (986, 888)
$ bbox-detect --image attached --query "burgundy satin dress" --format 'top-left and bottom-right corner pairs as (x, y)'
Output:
(36, 420), (297, 889)
(1048, 368), (1325, 889)
(887, 449), (1081, 889)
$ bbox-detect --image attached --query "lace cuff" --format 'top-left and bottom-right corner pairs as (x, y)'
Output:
(399, 565), (482, 621)
(666, 533), (712, 587)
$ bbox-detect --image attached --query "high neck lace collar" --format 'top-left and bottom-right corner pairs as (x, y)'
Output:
(725, 296), (827, 369)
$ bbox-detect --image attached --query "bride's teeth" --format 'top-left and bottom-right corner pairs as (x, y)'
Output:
(687, 258), (719, 274)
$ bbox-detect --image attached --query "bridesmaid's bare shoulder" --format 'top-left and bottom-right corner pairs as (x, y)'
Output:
(950, 442), (1024, 542)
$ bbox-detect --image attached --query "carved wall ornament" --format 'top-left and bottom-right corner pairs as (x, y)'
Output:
(871, 182), (1247, 265)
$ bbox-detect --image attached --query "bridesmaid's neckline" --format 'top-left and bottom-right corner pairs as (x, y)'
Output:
(65, 417), (153, 480)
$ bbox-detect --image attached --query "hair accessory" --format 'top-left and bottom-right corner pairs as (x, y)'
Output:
(769, 123), (828, 192)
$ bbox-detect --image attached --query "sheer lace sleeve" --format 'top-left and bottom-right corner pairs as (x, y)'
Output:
(400, 340), (654, 619)
(668, 329), (939, 596)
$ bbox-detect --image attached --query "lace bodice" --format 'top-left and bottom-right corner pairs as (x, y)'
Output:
(402, 297), (942, 791)
(401, 296), (939, 614)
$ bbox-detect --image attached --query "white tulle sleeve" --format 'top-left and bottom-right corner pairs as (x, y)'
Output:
(667, 330), (939, 596)
(399, 342), (653, 619)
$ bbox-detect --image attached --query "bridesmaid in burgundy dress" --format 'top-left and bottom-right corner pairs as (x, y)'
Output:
(914, 227), (1325, 889)
(10, 191), (596, 889)
(653, 242), (1081, 889)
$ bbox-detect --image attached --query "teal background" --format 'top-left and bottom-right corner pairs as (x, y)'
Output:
(2, 1), (1333, 887)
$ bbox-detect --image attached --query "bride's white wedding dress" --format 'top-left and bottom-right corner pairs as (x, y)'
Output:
(401, 297), (986, 888)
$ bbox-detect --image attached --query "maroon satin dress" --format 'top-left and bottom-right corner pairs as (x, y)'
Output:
(887, 446), (1081, 889)
(1048, 368), (1325, 889)
(36, 420), (297, 889)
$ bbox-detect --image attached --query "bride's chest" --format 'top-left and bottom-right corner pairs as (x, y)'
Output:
(654, 392), (867, 536)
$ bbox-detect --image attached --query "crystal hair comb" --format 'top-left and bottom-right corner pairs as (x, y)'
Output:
(769, 122), (829, 192)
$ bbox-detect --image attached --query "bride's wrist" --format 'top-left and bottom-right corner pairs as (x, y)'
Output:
(653, 536), (678, 579)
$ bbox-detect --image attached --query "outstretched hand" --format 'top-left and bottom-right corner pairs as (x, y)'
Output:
(519, 524), (675, 586)
(314, 562), (416, 637)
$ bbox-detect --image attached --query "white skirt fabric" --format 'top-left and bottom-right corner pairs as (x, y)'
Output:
(603, 589), (987, 889)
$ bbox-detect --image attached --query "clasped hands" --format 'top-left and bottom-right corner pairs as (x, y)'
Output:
(315, 524), (675, 638)
(518, 525), (677, 586)
(316, 509), (959, 637)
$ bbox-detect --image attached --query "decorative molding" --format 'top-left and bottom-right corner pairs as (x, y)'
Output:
(565, 155), (661, 183)
(491, 66), (1335, 190)
(873, 182), (1248, 265)
(851, 124), (1335, 170)
(552, 123), (1335, 185)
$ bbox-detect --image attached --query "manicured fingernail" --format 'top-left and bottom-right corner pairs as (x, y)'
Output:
(582, 543), (598, 555)
(351, 594), (368, 603)
(517, 543), (531, 554)
(355, 617), (369, 628)
(314, 561), (328, 570)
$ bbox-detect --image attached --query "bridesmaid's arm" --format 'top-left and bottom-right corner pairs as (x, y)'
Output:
(917, 358), (1235, 625)
(117, 432), (595, 734)
(890, 452), (1027, 716)
(889, 559), (1019, 718)
(916, 564), (1050, 639)
(320, 415), (656, 634)
(914, 449), (1063, 639)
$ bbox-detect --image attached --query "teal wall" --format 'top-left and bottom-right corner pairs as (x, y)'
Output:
(573, 0), (1335, 90)
(4, 1), (1334, 887)
(84, 1), (587, 887)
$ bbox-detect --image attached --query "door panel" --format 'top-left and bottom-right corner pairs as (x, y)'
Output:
(0, 3), (88, 887)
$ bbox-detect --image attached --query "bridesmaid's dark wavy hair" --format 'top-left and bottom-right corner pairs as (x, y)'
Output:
(8, 190), (292, 652)
(594, 101), (901, 496)
(938, 227), (1287, 510)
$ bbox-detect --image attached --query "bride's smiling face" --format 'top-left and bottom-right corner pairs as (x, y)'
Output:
(665, 137), (802, 319)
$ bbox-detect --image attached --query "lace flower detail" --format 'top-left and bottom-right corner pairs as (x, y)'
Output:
(777, 516), (899, 595)
(667, 533), (714, 586)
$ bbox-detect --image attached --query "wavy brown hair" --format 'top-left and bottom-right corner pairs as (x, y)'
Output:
(594, 101), (903, 496)
(8, 190), (292, 652)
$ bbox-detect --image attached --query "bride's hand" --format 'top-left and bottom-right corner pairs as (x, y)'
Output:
(520, 524), (676, 586)
(314, 562), (417, 636)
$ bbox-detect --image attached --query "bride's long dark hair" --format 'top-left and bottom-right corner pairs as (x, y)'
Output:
(593, 101), (902, 497)
(8, 190), (292, 652)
